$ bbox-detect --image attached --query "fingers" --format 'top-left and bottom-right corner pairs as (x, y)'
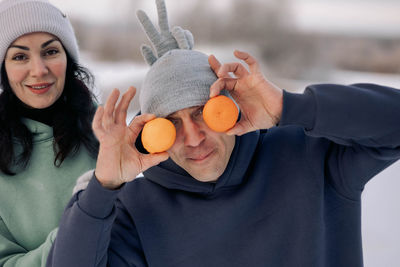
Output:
(127, 113), (156, 143)
(115, 87), (136, 125)
(218, 62), (249, 79)
(226, 121), (250, 137)
(209, 55), (247, 79)
(210, 51), (258, 80)
(98, 87), (137, 132)
(209, 77), (237, 98)
(208, 54), (247, 98)
(92, 106), (105, 138)
(141, 152), (169, 170)
(208, 55), (221, 76)
(234, 50), (260, 73)
(103, 89), (120, 130)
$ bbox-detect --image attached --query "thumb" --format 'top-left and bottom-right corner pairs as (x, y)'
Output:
(141, 152), (169, 170)
(226, 121), (252, 136)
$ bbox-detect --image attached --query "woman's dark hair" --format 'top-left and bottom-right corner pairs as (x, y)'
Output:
(0, 52), (99, 175)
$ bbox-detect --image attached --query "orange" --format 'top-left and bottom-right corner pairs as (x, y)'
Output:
(203, 95), (239, 132)
(141, 117), (176, 153)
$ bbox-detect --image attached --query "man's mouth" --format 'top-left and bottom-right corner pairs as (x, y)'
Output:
(187, 149), (214, 162)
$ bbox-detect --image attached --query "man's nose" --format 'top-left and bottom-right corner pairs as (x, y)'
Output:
(182, 118), (205, 147)
(30, 56), (49, 77)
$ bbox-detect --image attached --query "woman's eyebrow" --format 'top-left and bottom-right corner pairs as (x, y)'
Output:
(8, 38), (59, 51)
(41, 38), (58, 48)
(8, 45), (29, 51)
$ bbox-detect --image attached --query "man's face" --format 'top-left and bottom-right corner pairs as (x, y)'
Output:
(166, 105), (236, 182)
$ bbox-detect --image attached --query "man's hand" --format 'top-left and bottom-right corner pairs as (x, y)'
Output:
(92, 87), (169, 189)
(209, 50), (283, 136)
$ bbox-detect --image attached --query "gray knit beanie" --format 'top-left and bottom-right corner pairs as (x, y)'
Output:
(137, 0), (223, 118)
(0, 0), (79, 87)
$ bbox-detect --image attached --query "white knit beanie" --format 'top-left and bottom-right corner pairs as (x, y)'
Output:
(0, 0), (79, 86)
(138, 0), (228, 118)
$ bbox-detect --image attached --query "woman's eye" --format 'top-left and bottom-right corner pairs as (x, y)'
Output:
(44, 49), (59, 56)
(12, 54), (27, 61)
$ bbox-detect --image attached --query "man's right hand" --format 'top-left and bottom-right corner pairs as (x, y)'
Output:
(92, 87), (169, 190)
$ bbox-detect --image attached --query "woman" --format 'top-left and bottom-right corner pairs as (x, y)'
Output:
(0, 0), (98, 266)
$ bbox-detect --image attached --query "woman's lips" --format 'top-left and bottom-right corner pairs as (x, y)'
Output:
(26, 83), (53, 94)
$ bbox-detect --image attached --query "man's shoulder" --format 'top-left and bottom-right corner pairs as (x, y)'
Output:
(256, 125), (332, 158)
(261, 125), (306, 144)
(120, 176), (160, 197)
(260, 125), (331, 156)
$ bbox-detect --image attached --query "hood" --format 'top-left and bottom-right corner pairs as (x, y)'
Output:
(143, 131), (260, 195)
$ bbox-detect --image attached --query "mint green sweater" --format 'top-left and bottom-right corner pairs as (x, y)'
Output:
(0, 119), (96, 267)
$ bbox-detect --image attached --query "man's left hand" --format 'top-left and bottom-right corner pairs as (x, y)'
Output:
(209, 50), (283, 136)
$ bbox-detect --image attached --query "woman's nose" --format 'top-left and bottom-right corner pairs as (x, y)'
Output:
(30, 57), (49, 77)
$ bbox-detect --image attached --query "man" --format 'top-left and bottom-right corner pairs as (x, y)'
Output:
(47, 0), (400, 266)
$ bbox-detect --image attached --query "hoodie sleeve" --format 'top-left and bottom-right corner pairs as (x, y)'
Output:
(47, 175), (147, 267)
(279, 83), (400, 198)
(46, 174), (119, 267)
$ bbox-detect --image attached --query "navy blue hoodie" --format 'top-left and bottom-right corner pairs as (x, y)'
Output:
(47, 84), (400, 267)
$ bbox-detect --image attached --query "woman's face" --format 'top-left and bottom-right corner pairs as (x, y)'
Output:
(4, 32), (67, 109)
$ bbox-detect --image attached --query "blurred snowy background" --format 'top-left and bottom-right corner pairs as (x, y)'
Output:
(51, 0), (400, 265)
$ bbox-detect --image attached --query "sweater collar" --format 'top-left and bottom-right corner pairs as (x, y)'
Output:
(21, 118), (53, 142)
(143, 131), (260, 195)
(16, 96), (64, 127)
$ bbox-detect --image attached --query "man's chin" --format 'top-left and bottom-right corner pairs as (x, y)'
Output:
(187, 168), (221, 183)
